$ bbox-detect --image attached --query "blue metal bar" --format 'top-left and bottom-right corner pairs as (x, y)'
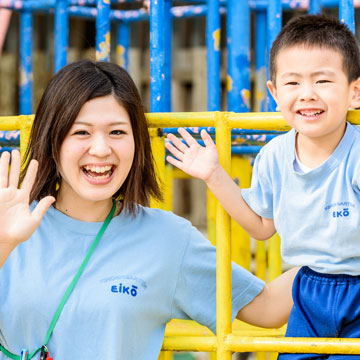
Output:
(267, 0), (281, 111)
(117, 22), (129, 70)
(96, 0), (111, 61)
(163, 127), (283, 135)
(339, 0), (355, 33)
(254, 9), (267, 112)
(19, 10), (33, 115)
(227, 0), (250, 112)
(150, 0), (167, 112)
(207, 0), (221, 111)
(0, 1), (54, 10)
(0, 131), (20, 146)
(54, 0), (68, 72)
(309, 0), (322, 14)
(163, 0), (172, 112)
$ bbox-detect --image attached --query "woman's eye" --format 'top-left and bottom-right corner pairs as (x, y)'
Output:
(111, 130), (125, 135)
(73, 130), (89, 136)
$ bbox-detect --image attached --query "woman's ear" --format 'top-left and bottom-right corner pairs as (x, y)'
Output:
(350, 77), (360, 109)
(266, 80), (280, 111)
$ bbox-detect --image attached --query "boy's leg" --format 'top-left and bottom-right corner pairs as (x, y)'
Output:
(278, 267), (338, 360)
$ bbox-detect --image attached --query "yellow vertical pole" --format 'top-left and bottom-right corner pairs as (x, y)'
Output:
(150, 128), (166, 209)
(158, 351), (173, 360)
(215, 112), (232, 360)
(255, 241), (267, 281)
(19, 115), (33, 162)
(230, 156), (252, 270)
(268, 233), (282, 281)
(163, 164), (174, 211)
(207, 188), (217, 245)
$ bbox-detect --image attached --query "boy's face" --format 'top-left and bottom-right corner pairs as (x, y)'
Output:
(267, 45), (360, 143)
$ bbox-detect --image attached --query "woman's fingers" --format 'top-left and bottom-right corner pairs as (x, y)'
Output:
(8, 150), (21, 189)
(166, 133), (189, 153)
(32, 196), (55, 224)
(20, 159), (38, 195)
(165, 140), (184, 161)
(0, 151), (10, 188)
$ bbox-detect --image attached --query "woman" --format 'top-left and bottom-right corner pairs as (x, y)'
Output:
(0, 60), (297, 360)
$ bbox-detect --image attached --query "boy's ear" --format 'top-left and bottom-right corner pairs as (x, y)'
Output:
(350, 77), (360, 109)
(266, 80), (280, 109)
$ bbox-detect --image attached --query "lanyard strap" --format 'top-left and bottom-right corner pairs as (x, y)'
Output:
(0, 200), (117, 360)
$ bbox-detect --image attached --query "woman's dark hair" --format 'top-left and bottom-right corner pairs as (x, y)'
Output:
(269, 14), (360, 86)
(21, 59), (162, 215)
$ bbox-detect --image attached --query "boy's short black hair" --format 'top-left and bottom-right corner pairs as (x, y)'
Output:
(269, 14), (360, 85)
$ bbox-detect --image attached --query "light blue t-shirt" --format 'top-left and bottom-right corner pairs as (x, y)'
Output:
(0, 205), (264, 360)
(242, 122), (360, 275)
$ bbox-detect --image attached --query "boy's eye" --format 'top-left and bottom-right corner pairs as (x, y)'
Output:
(285, 81), (299, 86)
(316, 79), (331, 84)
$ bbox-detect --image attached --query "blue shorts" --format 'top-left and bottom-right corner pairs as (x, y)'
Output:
(278, 266), (360, 360)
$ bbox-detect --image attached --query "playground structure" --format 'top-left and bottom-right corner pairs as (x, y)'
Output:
(1, 0), (360, 359)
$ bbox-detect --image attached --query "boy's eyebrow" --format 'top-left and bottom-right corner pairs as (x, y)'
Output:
(280, 70), (337, 78)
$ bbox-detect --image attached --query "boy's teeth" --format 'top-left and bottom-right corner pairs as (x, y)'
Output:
(299, 110), (322, 116)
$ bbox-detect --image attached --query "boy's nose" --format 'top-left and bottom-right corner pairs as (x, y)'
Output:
(299, 85), (318, 102)
(88, 135), (112, 157)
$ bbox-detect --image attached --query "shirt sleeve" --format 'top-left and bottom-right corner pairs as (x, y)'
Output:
(242, 151), (274, 219)
(171, 225), (265, 334)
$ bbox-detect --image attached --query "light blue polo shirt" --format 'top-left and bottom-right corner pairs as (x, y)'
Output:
(0, 205), (264, 360)
(242, 122), (360, 275)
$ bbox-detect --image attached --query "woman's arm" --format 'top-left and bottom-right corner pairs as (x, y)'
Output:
(236, 267), (299, 328)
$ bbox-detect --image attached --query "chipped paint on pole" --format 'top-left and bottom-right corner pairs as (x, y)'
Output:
(207, 0), (221, 111)
(19, 10), (33, 115)
(96, 0), (111, 61)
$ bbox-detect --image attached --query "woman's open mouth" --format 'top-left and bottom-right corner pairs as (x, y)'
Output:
(82, 165), (115, 180)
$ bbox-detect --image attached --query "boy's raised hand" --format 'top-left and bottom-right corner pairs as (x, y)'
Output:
(0, 150), (55, 251)
(166, 128), (220, 182)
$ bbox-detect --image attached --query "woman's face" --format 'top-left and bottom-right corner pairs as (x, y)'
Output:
(57, 95), (135, 211)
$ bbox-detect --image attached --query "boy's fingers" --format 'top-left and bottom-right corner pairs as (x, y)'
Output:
(167, 133), (189, 153)
(9, 150), (21, 188)
(178, 128), (198, 146)
(0, 151), (10, 188)
(32, 196), (55, 224)
(20, 159), (38, 194)
(201, 130), (215, 147)
(165, 141), (184, 161)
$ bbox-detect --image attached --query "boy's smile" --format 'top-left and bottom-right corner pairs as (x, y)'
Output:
(267, 45), (360, 160)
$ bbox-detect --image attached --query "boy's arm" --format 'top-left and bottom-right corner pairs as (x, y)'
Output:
(236, 267), (298, 328)
(166, 129), (276, 240)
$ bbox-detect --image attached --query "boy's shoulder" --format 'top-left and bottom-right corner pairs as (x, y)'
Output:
(258, 129), (295, 158)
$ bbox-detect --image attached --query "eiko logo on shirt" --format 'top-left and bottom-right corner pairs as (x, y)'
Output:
(111, 283), (138, 297)
(324, 201), (355, 218)
(100, 275), (147, 298)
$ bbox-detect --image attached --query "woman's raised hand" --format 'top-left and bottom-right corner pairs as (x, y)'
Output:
(0, 150), (55, 250)
(165, 128), (221, 183)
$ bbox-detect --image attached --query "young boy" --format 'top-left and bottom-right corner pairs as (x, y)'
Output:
(166, 14), (360, 359)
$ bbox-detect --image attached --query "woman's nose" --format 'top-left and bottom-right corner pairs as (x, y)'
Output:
(88, 135), (112, 157)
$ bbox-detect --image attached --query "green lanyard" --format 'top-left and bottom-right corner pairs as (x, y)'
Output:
(0, 200), (117, 360)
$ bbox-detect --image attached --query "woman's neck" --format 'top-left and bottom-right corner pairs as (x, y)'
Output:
(54, 196), (114, 222)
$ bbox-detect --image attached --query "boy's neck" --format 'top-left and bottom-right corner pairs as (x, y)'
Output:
(295, 123), (347, 168)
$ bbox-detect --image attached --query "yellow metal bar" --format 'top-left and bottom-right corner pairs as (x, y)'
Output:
(19, 115), (33, 161)
(268, 233), (282, 281)
(225, 335), (360, 354)
(158, 351), (173, 360)
(149, 128), (166, 209)
(215, 112), (232, 360)
(162, 336), (217, 352)
(255, 241), (267, 281)
(0, 116), (21, 130)
(207, 188), (217, 246)
(163, 164), (174, 211)
(146, 112), (216, 128)
(230, 156), (252, 270)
